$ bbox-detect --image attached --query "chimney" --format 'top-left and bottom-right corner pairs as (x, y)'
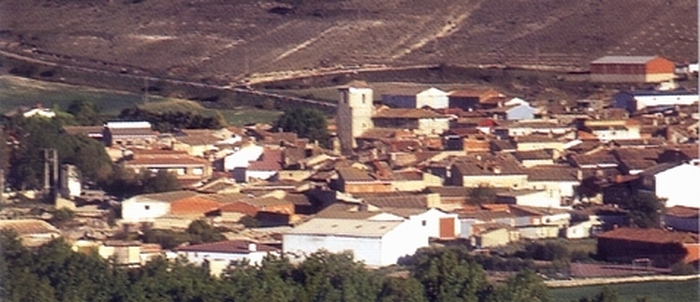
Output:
(358, 202), (368, 212)
(492, 166), (502, 174)
(248, 243), (257, 252)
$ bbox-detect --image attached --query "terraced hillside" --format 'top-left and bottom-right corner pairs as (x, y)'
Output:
(0, 0), (695, 84)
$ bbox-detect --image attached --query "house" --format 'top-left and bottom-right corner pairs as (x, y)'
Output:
(172, 128), (236, 157)
(0, 219), (61, 247)
(121, 149), (212, 186)
(176, 240), (280, 275)
(496, 189), (561, 209)
(103, 121), (157, 147)
(335, 167), (392, 193)
(371, 108), (451, 136)
(496, 120), (574, 138)
(382, 87), (449, 109)
(3, 104), (56, 119)
(612, 148), (663, 175)
(582, 120), (642, 142)
(222, 143), (264, 178)
(485, 103), (536, 121)
(449, 153), (528, 189)
(639, 163), (700, 208)
(59, 164), (82, 198)
(664, 206), (699, 233)
(283, 216), (430, 267)
(458, 210), (516, 239)
(121, 191), (199, 223)
(526, 165), (579, 205)
(596, 227), (700, 267)
(565, 220), (601, 239)
(509, 206), (570, 239)
(612, 90), (698, 113)
(447, 88), (502, 111)
(512, 150), (554, 167)
(471, 223), (518, 248)
(514, 134), (565, 152)
(443, 128), (490, 152)
(245, 147), (283, 183)
(590, 56), (676, 83)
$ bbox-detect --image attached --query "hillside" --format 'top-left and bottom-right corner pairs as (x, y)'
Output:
(0, 0), (696, 84)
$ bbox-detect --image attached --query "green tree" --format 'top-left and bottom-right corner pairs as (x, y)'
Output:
(186, 220), (225, 244)
(4, 116), (112, 189)
(295, 250), (381, 302)
(378, 276), (428, 302)
(594, 286), (619, 302)
(495, 269), (549, 302)
(467, 185), (497, 204)
(66, 100), (105, 126)
(619, 192), (665, 228)
(275, 107), (330, 148)
(409, 247), (489, 302)
(141, 170), (182, 194)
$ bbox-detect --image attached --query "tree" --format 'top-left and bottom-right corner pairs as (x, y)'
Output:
(66, 100), (104, 126)
(275, 107), (330, 148)
(467, 185), (497, 204)
(495, 269), (550, 302)
(409, 247), (489, 302)
(141, 170), (182, 194)
(619, 192), (665, 228)
(377, 277), (428, 302)
(186, 220), (225, 244)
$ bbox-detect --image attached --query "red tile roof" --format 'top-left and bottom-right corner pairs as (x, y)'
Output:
(597, 227), (698, 245)
(248, 148), (283, 171)
(170, 196), (222, 216)
(665, 206), (700, 219)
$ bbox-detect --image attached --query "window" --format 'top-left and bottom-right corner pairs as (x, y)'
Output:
(362, 94), (366, 104)
(144, 205), (150, 210)
(422, 220), (427, 226)
(177, 168), (186, 175)
(193, 168), (203, 175)
(343, 92), (349, 103)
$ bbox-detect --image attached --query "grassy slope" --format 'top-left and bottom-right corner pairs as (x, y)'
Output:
(0, 75), (281, 126)
(549, 279), (699, 302)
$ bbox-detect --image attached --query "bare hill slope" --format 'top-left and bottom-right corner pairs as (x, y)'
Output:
(0, 0), (695, 83)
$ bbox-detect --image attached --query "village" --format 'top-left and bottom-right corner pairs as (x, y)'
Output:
(1, 55), (699, 282)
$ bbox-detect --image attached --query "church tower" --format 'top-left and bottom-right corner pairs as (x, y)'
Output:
(336, 81), (374, 154)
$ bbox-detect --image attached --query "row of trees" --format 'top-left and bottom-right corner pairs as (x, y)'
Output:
(119, 107), (226, 132)
(0, 231), (554, 302)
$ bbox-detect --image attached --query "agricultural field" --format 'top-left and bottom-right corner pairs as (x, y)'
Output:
(549, 279), (700, 302)
(0, 75), (281, 126)
(0, 0), (694, 84)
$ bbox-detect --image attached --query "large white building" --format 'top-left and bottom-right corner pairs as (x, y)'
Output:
(648, 163), (700, 208)
(283, 215), (431, 267)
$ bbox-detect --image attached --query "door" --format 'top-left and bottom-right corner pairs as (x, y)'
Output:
(439, 217), (456, 238)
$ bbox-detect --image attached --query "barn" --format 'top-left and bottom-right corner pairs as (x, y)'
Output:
(590, 56), (675, 83)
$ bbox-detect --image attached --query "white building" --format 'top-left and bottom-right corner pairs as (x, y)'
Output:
(222, 144), (264, 171)
(176, 240), (280, 276)
(121, 191), (198, 223)
(649, 163), (700, 208)
(416, 87), (449, 109)
(283, 216), (430, 267)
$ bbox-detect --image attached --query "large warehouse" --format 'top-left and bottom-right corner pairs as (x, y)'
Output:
(590, 55), (675, 83)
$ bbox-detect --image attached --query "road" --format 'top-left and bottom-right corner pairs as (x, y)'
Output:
(0, 46), (338, 108)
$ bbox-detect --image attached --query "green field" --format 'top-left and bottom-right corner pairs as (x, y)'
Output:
(549, 279), (700, 302)
(0, 75), (281, 126)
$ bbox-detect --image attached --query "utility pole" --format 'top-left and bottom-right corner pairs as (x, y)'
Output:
(43, 149), (58, 203)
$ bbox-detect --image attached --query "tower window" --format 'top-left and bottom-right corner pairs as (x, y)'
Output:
(362, 94), (366, 104)
(343, 92), (349, 103)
